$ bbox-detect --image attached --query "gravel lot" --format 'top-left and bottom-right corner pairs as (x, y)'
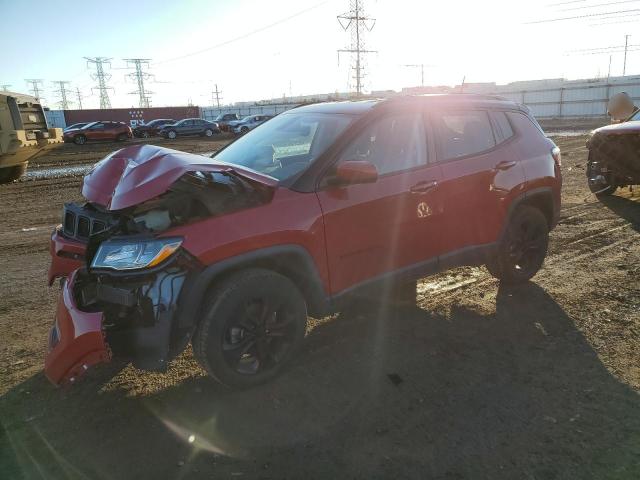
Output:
(1, 134), (638, 479)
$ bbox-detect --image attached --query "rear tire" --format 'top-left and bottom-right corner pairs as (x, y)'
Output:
(486, 206), (549, 284)
(142, 131), (150, 138)
(204, 128), (213, 137)
(589, 182), (617, 196)
(73, 135), (86, 145)
(167, 130), (177, 139)
(116, 133), (128, 142)
(192, 269), (308, 389)
(0, 163), (27, 183)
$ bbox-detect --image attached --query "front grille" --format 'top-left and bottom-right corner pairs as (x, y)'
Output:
(61, 203), (118, 241)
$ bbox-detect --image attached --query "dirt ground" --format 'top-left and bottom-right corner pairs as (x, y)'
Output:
(0, 134), (638, 479)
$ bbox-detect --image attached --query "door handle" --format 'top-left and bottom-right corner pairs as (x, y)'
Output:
(409, 180), (438, 194)
(494, 160), (517, 171)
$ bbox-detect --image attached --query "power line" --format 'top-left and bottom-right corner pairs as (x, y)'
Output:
(24, 79), (44, 102)
(85, 57), (114, 109)
(525, 8), (640, 23)
(155, 1), (328, 65)
(562, 0), (640, 11)
(337, 0), (377, 96)
(124, 58), (153, 108)
(51, 80), (72, 109)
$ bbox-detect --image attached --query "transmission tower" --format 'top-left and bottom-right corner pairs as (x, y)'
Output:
(1, 84), (11, 92)
(337, 0), (376, 95)
(124, 58), (153, 108)
(85, 57), (114, 109)
(211, 84), (222, 108)
(76, 87), (84, 110)
(52, 80), (72, 109)
(25, 79), (45, 102)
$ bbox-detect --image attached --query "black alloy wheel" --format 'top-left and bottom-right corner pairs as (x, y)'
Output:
(193, 269), (307, 388)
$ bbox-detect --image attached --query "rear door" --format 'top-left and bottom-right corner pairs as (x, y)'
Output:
(432, 108), (525, 255)
(316, 110), (445, 294)
(86, 122), (107, 140)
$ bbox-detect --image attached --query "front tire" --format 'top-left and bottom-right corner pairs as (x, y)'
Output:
(240, 126), (249, 134)
(73, 135), (86, 145)
(116, 133), (128, 142)
(192, 269), (308, 389)
(142, 131), (150, 138)
(204, 128), (213, 137)
(167, 130), (177, 139)
(486, 206), (549, 284)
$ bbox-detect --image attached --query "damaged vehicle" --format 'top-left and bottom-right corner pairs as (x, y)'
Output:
(46, 95), (561, 389)
(586, 109), (640, 196)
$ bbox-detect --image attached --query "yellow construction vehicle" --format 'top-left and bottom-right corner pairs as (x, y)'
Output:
(0, 91), (63, 183)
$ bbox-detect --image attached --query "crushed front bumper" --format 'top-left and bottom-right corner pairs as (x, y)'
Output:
(44, 270), (111, 386)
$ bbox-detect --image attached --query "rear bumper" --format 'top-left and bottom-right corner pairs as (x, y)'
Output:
(44, 270), (111, 386)
(48, 228), (86, 285)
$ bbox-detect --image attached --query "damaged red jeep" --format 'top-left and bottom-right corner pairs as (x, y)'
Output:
(46, 95), (562, 388)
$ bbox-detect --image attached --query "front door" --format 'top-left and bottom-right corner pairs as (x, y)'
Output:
(316, 111), (445, 295)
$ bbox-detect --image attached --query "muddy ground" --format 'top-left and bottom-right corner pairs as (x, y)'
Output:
(0, 134), (638, 479)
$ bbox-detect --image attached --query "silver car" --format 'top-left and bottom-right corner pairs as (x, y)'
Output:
(232, 115), (273, 134)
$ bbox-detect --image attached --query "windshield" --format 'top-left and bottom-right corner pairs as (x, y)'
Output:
(213, 112), (354, 181)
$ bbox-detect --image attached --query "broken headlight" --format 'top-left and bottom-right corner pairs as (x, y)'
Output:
(91, 238), (182, 271)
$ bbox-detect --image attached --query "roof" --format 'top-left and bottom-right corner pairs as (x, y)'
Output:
(0, 90), (40, 104)
(286, 100), (380, 114)
(285, 94), (520, 116)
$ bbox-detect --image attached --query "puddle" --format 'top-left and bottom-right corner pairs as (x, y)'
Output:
(23, 164), (93, 181)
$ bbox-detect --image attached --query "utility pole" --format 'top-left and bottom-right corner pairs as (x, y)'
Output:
(211, 83), (222, 108)
(607, 54), (612, 81)
(25, 79), (45, 102)
(1, 84), (11, 91)
(337, 0), (376, 96)
(124, 58), (153, 108)
(85, 57), (113, 109)
(51, 80), (72, 109)
(402, 64), (426, 87)
(623, 34), (630, 76)
(76, 87), (84, 110)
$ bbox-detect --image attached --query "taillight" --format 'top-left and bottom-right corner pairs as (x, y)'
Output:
(551, 146), (561, 167)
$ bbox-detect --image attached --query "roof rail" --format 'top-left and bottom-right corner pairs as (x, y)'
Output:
(386, 93), (514, 103)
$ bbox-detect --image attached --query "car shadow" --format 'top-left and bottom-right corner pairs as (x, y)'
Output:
(599, 192), (640, 234)
(1, 282), (639, 479)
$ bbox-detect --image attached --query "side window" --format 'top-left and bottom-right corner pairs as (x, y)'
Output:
(92, 122), (105, 129)
(338, 113), (427, 175)
(435, 110), (496, 160)
(493, 111), (514, 141)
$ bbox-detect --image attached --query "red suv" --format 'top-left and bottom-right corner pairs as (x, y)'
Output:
(63, 121), (132, 145)
(45, 95), (562, 388)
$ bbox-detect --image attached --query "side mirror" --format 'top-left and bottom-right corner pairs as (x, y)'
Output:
(334, 160), (378, 185)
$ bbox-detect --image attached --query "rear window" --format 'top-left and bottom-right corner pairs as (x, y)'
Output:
(434, 110), (496, 160)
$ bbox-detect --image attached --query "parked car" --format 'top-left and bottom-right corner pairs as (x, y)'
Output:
(158, 118), (220, 139)
(133, 118), (176, 138)
(586, 108), (640, 196)
(231, 114), (273, 134)
(213, 113), (239, 132)
(63, 122), (90, 132)
(45, 95), (562, 388)
(63, 121), (132, 145)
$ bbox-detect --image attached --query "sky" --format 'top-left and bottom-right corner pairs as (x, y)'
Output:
(2, 0), (640, 109)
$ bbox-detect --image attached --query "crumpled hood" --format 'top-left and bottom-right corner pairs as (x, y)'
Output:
(592, 120), (640, 136)
(82, 144), (278, 211)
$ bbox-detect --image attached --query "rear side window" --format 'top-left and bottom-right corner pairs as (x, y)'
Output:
(338, 113), (427, 175)
(492, 111), (514, 141)
(434, 111), (496, 160)
(506, 111), (545, 137)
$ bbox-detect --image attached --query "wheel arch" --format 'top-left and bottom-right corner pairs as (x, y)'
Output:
(176, 244), (330, 330)
(500, 187), (557, 242)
